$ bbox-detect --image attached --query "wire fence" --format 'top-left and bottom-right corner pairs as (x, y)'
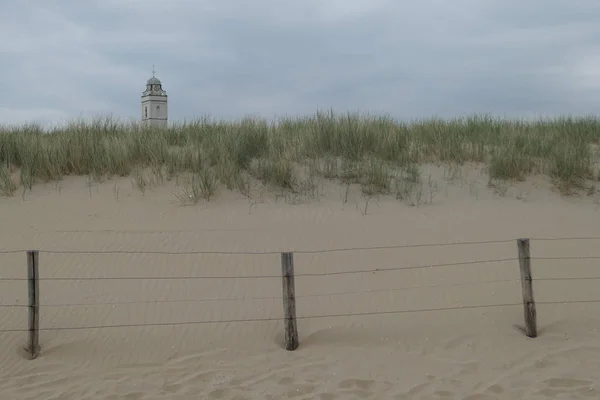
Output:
(1, 235), (600, 358)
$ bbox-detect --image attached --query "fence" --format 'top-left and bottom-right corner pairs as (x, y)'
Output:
(1, 236), (600, 360)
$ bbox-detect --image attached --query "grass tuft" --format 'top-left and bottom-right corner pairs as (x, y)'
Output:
(1, 112), (600, 200)
(0, 164), (17, 196)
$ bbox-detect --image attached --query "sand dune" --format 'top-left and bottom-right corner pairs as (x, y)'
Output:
(1, 167), (600, 399)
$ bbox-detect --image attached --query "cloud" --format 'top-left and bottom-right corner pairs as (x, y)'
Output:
(1, 0), (599, 127)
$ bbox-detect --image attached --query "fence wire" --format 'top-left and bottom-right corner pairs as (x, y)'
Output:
(0, 277), (525, 308)
(2, 300), (600, 334)
(0, 257), (519, 281)
(2, 275), (599, 309)
(1, 255), (599, 282)
(0, 237), (516, 256)
(530, 236), (600, 242)
(3, 234), (600, 256)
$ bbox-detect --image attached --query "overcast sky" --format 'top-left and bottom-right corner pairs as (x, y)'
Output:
(2, 0), (600, 127)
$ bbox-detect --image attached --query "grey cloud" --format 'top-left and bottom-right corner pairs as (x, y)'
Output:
(1, 0), (599, 127)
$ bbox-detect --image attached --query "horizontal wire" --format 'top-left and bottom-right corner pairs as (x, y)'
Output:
(2, 277), (596, 308)
(295, 258), (516, 277)
(294, 239), (515, 254)
(0, 258), (519, 282)
(533, 256), (600, 260)
(9, 278), (521, 308)
(0, 238), (514, 257)
(39, 249), (280, 255)
(36, 275), (280, 281)
(3, 271), (598, 286)
(2, 300), (600, 333)
(0, 303), (524, 333)
(2, 236), (600, 257)
(536, 277), (600, 281)
(530, 236), (600, 242)
(2, 300), (599, 334)
(538, 300), (600, 305)
(0, 249), (26, 254)
(49, 228), (270, 234)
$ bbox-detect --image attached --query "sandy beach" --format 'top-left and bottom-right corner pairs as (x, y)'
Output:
(1, 164), (600, 399)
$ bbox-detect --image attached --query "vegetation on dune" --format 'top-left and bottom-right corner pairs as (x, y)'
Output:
(0, 111), (599, 202)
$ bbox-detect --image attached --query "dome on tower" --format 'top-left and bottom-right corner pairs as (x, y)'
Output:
(147, 76), (161, 85)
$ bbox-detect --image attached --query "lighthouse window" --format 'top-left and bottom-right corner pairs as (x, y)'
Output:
(157, 105), (160, 110)
(144, 107), (147, 118)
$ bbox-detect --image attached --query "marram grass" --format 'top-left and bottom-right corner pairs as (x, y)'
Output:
(1, 111), (599, 199)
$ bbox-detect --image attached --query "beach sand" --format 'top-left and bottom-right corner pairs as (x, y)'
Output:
(1, 164), (600, 399)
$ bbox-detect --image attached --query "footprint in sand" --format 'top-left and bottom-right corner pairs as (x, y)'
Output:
(336, 378), (393, 398)
(536, 378), (596, 398)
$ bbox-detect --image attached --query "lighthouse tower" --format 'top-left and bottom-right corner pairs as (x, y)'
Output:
(141, 67), (168, 128)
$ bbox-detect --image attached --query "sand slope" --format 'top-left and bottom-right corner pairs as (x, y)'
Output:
(1, 168), (600, 399)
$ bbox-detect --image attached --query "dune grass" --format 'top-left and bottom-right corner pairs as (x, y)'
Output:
(1, 111), (599, 200)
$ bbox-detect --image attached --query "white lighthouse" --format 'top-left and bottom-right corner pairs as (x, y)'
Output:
(141, 67), (168, 128)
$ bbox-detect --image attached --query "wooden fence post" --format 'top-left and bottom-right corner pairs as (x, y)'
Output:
(281, 252), (299, 351)
(27, 250), (40, 359)
(517, 238), (537, 338)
